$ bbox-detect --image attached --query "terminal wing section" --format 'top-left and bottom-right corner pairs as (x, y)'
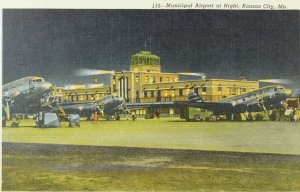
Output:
(126, 102), (183, 110)
(125, 85), (291, 116)
(126, 101), (235, 115)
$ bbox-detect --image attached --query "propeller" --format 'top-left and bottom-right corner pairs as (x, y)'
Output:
(41, 86), (66, 115)
(178, 72), (206, 79)
(41, 86), (58, 108)
(3, 98), (11, 120)
(257, 94), (266, 110)
(259, 78), (298, 97)
(74, 68), (115, 76)
(259, 79), (292, 85)
(3, 92), (20, 120)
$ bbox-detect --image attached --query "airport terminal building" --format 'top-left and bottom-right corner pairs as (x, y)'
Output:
(57, 51), (259, 115)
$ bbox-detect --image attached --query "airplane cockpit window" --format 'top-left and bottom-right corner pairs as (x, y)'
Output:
(32, 79), (43, 83)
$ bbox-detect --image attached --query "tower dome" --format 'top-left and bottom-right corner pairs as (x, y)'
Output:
(130, 51), (161, 72)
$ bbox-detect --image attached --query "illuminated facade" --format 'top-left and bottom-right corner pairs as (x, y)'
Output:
(56, 85), (110, 102)
(56, 51), (259, 113)
(111, 51), (179, 103)
(111, 51), (259, 104)
(141, 79), (258, 103)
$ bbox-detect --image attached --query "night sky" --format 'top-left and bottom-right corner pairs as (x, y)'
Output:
(3, 9), (300, 87)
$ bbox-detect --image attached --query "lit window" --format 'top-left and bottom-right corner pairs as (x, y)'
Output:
(227, 87), (231, 95)
(135, 76), (139, 83)
(232, 88), (236, 95)
(218, 86), (222, 92)
(171, 90), (175, 97)
(145, 76), (149, 83)
(185, 89), (190, 96)
(79, 95), (84, 101)
(164, 90), (168, 97)
(166, 77), (169, 82)
(218, 86), (222, 95)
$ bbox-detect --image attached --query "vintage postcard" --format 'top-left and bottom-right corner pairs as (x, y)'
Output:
(1, 0), (300, 191)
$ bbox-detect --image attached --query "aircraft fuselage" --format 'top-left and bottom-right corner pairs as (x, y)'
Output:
(2, 76), (52, 114)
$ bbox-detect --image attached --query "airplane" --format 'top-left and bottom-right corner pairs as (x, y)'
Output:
(44, 95), (125, 120)
(1, 76), (125, 127)
(2, 76), (53, 120)
(125, 85), (293, 121)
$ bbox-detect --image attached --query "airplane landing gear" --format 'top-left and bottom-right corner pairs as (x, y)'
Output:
(210, 115), (217, 121)
(268, 110), (277, 121)
(194, 115), (201, 121)
(11, 116), (20, 128)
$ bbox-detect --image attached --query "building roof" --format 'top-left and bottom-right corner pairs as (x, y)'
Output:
(132, 51), (160, 59)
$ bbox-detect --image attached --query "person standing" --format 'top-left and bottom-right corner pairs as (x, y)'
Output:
(155, 110), (160, 119)
(93, 111), (99, 124)
(131, 111), (136, 121)
(294, 109), (300, 122)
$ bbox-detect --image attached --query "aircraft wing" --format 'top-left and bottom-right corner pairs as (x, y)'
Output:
(188, 102), (236, 115)
(126, 101), (236, 115)
(125, 102), (187, 110)
(46, 101), (99, 116)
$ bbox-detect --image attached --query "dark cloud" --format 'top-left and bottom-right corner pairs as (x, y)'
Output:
(3, 9), (300, 86)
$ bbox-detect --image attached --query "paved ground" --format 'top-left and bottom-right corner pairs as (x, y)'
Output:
(2, 118), (300, 154)
(2, 118), (300, 190)
(2, 142), (300, 191)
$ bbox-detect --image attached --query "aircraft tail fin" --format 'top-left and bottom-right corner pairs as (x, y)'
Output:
(188, 92), (204, 103)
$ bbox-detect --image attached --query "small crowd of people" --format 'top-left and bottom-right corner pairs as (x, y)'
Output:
(90, 110), (161, 122)
(266, 107), (300, 122)
(91, 111), (121, 123)
(284, 107), (300, 122)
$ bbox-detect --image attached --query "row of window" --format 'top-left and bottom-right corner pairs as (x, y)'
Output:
(138, 76), (177, 83)
(142, 87), (254, 98)
(65, 93), (107, 102)
(143, 89), (189, 98)
(131, 58), (160, 65)
(112, 76), (177, 84)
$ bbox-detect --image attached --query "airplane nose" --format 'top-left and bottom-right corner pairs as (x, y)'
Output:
(285, 89), (292, 96)
(41, 82), (53, 89)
